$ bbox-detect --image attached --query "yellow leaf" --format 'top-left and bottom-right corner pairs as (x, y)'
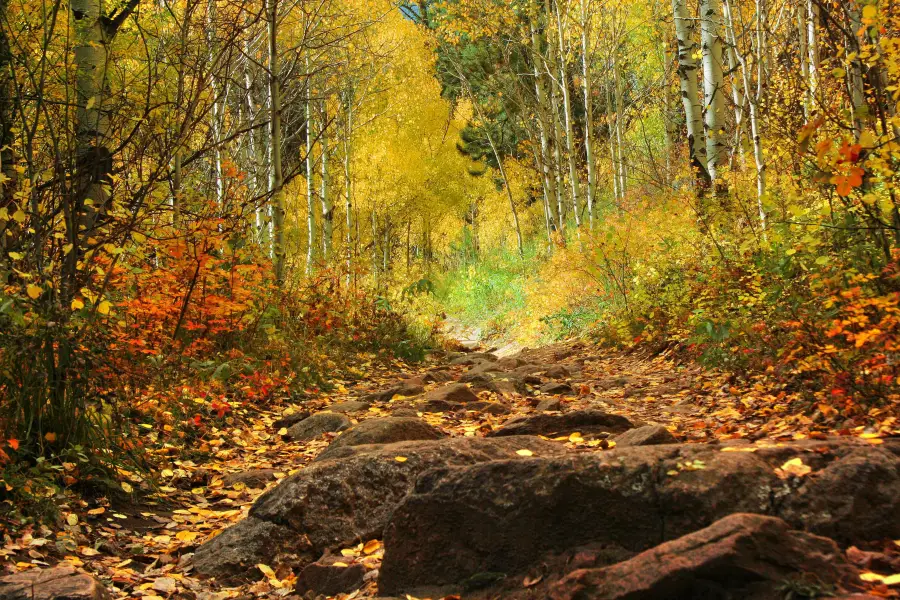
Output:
(860, 571), (885, 582)
(568, 432), (584, 443)
(66, 514), (78, 526)
(97, 300), (112, 315)
(26, 284), (42, 299)
(256, 563), (276, 579)
(333, 561), (349, 567)
(516, 449), (534, 457)
(175, 530), (199, 542)
(363, 539), (381, 554)
(11, 209), (25, 223)
(884, 573), (900, 586)
(394, 456), (408, 462)
(862, 5), (878, 19)
(121, 482), (133, 493)
(7, 251), (23, 260)
(44, 432), (57, 442)
(776, 458), (812, 479)
(71, 298), (84, 310)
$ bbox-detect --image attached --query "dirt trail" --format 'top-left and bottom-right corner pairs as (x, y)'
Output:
(4, 337), (896, 599)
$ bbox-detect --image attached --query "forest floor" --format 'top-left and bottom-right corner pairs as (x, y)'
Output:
(3, 334), (900, 599)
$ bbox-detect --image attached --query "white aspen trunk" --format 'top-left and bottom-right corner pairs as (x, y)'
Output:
(550, 81), (566, 231)
(305, 56), (316, 274)
(606, 79), (620, 202)
(725, 0), (766, 230)
(320, 102), (332, 261)
(847, 2), (866, 139)
(343, 85), (353, 278)
(700, 0), (727, 184)
(613, 48), (627, 196)
(661, 39), (675, 175)
(530, 19), (559, 232)
(798, 2), (810, 119)
(672, 0), (709, 185)
(722, 0), (745, 165)
(207, 0), (225, 209)
(553, 0), (582, 229)
(548, 24), (567, 234)
(268, 0), (285, 283)
(72, 0), (110, 236)
(806, 0), (819, 110)
(581, 0), (595, 228)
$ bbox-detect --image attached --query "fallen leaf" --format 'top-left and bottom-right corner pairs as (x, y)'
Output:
(776, 458), (812, 479)
(516, 449), (534, 457)
(176, 530), (199, 542)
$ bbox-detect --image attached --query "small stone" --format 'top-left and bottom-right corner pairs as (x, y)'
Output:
(536, 398), (562, 412)
(286, 412), (351, 442)
(614, 425), (678, 447)
(328, 400), (371, 413)
(540, 382), (574, 395)
(222, 469), (277, 489)
(298, 558), (366, 596)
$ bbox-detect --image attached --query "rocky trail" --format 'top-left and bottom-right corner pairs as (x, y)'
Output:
(3, 340), (900, 600)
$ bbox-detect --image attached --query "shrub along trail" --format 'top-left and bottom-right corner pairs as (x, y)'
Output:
(3, 340), (900, 600)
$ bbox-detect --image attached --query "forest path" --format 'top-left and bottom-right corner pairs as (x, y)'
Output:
(6, 338), (870, 599)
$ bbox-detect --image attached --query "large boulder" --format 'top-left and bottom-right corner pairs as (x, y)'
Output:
(487, 409), (634, 438)
(192, 517), (315, 580)
(194, 436), (565, 580)
(316, 418), (446, 461)
(548, 513), (860, 600)
(378, 439), (900, 594)
(286, 411), (351, 441)
(0, 566), (111, 600)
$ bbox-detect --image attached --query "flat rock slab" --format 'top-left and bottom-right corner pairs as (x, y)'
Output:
(221, 468), (277, 488)
(286, 411), (351, 441)
(194, 436), (566, 580)
(298, 557), (366, 596)
(316, 418), (446, 461)
(192, 516), (315, 581)
(273, 410), (310, 430)
(378, 439), (900, 594)
(328, 400), (372, 413)
(487, 409), (634, 438)
(422, 383), (479, 404)
(614, 425), (678, 447)
(548, 513), (860, 600)
(0, 566), (111, 600)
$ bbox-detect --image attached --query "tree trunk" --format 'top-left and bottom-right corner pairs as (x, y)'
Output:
(320, 101), (332, 261)
(530, 19), (559, 233)
(580, 0), (595, 229)
(700, 0), (728, 186)
(343, 84), (353, 279)
(268, 0), (285, 283)
(305, 55), (316, 274)
(613, 48), (627, 197)
(553, 0), (582, 229)
(672, 0), (709, 187)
